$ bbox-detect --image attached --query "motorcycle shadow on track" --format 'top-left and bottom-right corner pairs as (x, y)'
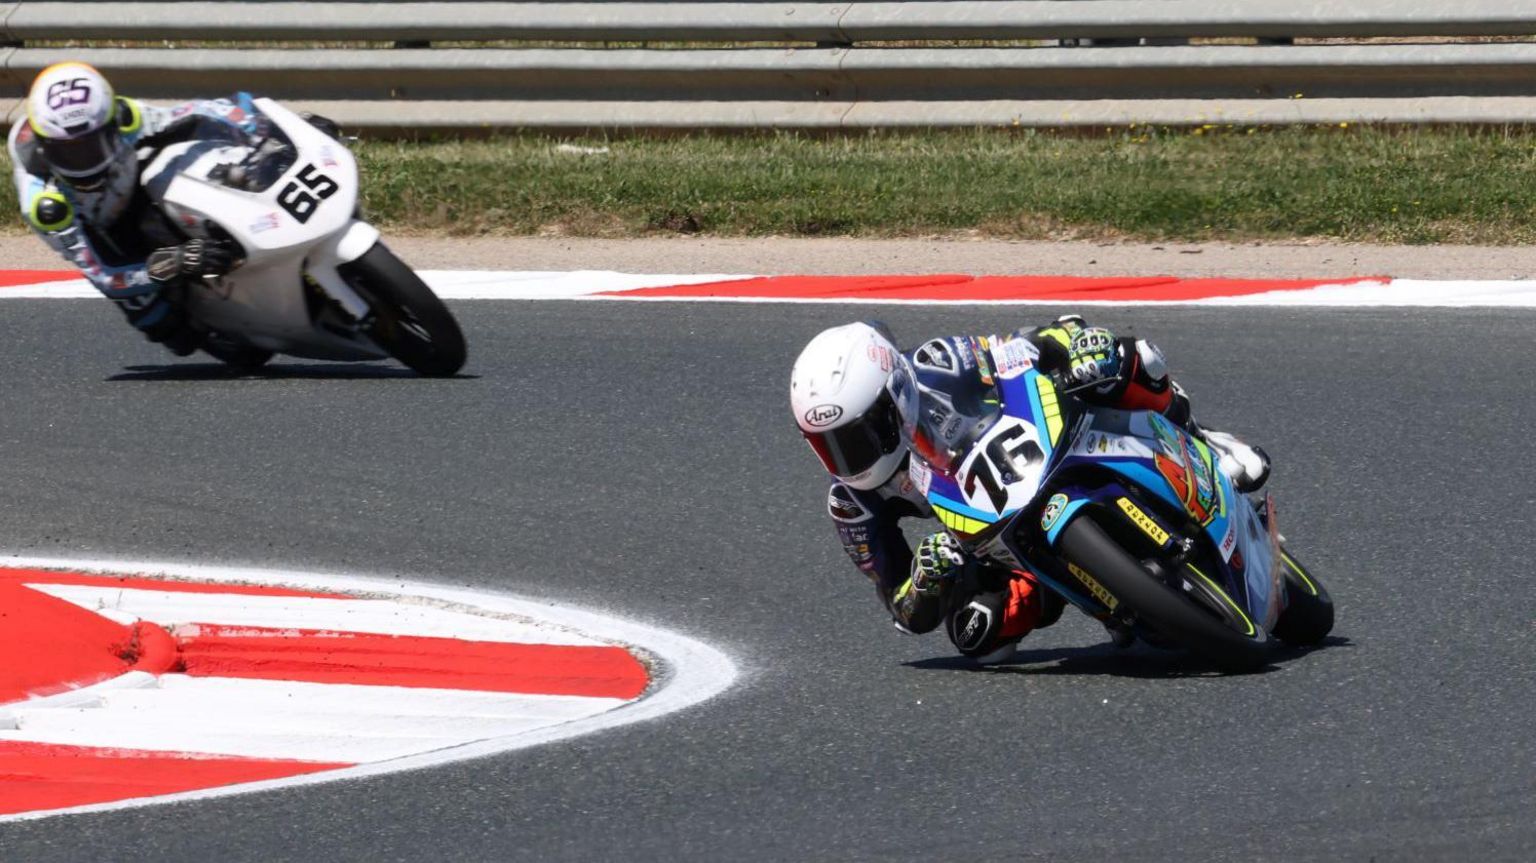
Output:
(904, 635), (1351, 679)
(107, 363), (479, 382)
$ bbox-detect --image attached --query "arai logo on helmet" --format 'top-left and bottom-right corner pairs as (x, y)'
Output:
(804, 404), (844, 427)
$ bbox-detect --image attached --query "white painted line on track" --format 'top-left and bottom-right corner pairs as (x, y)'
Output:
(7, 270), (1536, 305)
(0, 555), (739, 823)
(422, 270), (749, 299)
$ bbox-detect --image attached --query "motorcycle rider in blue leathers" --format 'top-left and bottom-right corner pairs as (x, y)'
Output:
(790, 317), (1269, 663)
(7, 61), (266, 355)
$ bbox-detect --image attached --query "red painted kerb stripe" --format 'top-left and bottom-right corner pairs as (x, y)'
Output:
(2, 574), (650, 703)
(0, 741), (349, 816)
(599, 273), (1383, 301)
(175, 624), (650, 700)
(0, 269), (75, 288)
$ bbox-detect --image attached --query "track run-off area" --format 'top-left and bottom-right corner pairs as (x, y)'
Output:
(0, 237), (1531, 861)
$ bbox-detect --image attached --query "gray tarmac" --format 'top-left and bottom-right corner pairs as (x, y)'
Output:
(0, 299), (1532, 862)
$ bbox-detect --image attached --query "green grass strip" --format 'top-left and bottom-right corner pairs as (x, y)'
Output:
(9, 126), (1536, 243)
(354, 126), (1536, 243)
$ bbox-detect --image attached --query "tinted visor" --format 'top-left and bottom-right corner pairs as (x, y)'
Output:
(41, 123), (123, 187)
(804, 389), (902, 478)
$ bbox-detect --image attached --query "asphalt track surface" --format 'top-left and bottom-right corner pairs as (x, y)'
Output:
(0, 298), (1531, 862)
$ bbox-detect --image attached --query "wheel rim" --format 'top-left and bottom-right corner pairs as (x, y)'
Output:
(1180, 564), (1258, 638)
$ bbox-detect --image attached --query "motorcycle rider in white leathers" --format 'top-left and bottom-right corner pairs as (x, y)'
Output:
(8, 62), (272, 354)
(790, 318), (1269, 663)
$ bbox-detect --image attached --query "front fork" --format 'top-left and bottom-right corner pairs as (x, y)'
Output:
(1013, 480), (1191, 623)
(304, 219), (382, 322)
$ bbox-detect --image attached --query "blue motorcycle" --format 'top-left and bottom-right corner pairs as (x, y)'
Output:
(893, 334), (1334, 672)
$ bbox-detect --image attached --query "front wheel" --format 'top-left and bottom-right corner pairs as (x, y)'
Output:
(338, 243), (466, 376)
(1271, 547), (1335, 646)
(202, 333), (273, 371)
(1057, 517), (1272, 672)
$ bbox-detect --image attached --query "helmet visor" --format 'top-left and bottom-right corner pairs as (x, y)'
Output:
(803, 388), (902, 479)
(40, 123), (123, 186)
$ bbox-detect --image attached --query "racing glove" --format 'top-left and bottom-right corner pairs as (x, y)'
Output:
(911, 532), (967, 596)
(1066, 326), (1122, 387)
(146, 238), (237, 286)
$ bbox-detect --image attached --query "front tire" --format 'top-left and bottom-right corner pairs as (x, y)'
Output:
(202, 333), (273, 370)
(339, 243), (466, 376)
(1057, 517), (1272, 672)
(1271, 547), (1335, 646)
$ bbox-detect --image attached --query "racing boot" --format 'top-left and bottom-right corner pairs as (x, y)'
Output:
(1200, 428), (1270, 493)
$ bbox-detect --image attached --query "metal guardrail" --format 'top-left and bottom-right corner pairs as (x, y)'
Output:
(2, 2), (1534, 130)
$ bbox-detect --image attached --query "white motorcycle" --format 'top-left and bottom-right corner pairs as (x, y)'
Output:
(147, 98), (465, 376)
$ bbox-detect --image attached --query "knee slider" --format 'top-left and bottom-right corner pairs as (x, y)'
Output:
(946, 591), (1007, 657)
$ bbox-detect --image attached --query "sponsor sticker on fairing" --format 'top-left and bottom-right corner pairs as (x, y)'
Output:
(1040, 493), (1070, 532)
(248, 212), (282, 234)
(954, 337), (975, 369)
(991, 337), (1037, 380)
(908, 458), (932, 495)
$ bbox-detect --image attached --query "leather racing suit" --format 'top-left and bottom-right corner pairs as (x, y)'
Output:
(7, 92), (263, 346)
(826, 318), (1198, 661)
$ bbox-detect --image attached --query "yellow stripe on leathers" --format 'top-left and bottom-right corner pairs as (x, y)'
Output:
(1037, 326), (1071, 349)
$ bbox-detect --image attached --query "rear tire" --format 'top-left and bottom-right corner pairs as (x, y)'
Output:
(1271, 547), (1335, 646)
(339, 243), (466, 376)
(1058, 517), (1272, 672)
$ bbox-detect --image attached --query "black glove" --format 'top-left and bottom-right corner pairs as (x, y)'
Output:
(146, 238), (237, 285)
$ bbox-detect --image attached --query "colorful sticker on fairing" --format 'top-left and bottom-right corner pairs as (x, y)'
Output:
(991, 336), (1038, 381)
(1148, 414), (1223, 526)
(1072, 431), (1152, 459)
(1040, 493), (1070, 532)
(908, 457), (932, 496)
(952, 337), (976, 372)
(970, 337), (995, 384)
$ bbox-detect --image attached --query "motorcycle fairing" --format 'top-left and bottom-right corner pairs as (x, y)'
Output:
(921, 364), (1060, 540)
(1047, 416), (1281, 630)
(914, 339), (1283, 632)
(151, 98), (387, 360)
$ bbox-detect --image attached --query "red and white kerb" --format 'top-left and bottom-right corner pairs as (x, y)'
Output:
(0, 562), (733, 821)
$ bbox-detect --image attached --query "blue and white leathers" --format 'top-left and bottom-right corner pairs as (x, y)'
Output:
(9, 93), (264, 325)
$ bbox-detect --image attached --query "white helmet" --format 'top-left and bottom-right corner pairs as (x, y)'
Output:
(26, 62), (138, 223)
(791, 322), (918, 490)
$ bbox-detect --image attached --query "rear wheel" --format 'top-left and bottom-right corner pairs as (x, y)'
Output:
(339, 244), (466, 376)
(1058, 517), (1272, 672)
(1271, 547), (1335, 646)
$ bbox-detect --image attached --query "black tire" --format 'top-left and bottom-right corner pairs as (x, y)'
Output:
(339, 243), (466, 376)
(202, 334), (273, 370)
(1057, 517), (1272, 672)
(1271, 547), (1335, 646)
